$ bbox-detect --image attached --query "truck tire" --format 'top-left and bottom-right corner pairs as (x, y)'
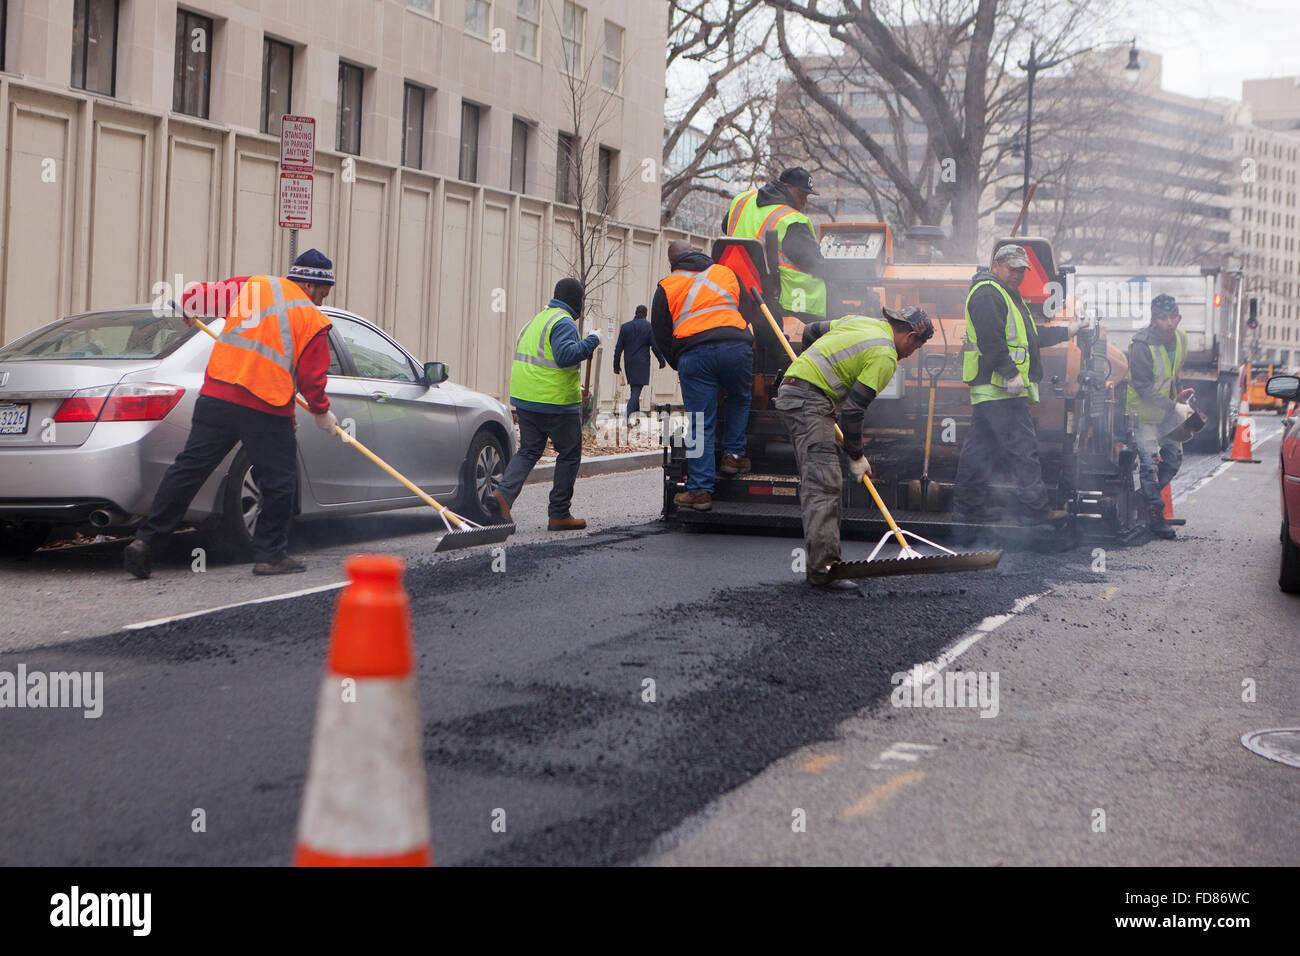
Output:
(1281, 518), (1300, 594)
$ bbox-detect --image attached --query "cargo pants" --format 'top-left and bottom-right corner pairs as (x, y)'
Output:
(775, 378), (843, 584)
(1134, 414), (1183, 519)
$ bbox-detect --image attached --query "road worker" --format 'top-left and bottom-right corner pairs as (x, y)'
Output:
(123, 250), (338, 578)
(488, 278), (600, 531)
(651, 240), (754, 512)
(952, 243), (1086, 525)
(775, 306), (934, 590)
(1128, 293), (1194, 540)
(724, 167), (834, 329)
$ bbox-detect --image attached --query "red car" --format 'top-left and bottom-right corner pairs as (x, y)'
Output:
(1265, 374), (1300, 592)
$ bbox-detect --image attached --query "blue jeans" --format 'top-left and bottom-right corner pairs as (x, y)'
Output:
(677, 341), (753, 492)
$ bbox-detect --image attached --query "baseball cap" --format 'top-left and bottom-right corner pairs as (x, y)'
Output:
(992, 244), (1030, 269)
(778, 167), (819, 195)
(1151, 293), (1180, 317)
(884, 306), (935, 343)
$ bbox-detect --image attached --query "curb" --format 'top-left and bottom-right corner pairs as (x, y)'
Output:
(526, 449), (662, 485)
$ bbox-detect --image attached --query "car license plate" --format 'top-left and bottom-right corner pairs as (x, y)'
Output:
(0, 402), (30, 435)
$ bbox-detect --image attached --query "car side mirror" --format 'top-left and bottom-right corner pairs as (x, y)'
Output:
(424, 361), (448, 386)
(1265, 374), (1300, 401)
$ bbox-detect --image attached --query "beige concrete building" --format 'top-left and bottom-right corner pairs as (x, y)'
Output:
(0, 0), (695, 408)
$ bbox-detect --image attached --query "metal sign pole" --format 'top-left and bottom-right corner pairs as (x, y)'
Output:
(290, 227), (298, 264)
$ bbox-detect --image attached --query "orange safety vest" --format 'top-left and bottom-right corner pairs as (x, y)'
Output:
(206, 275), (332, 407)
(658, 264), (748, 340)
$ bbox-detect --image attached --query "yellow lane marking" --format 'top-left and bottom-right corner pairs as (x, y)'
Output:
(1100, 585), (1119, 601)
(799, 753), (839, 773)
(842, 770), (925, 818)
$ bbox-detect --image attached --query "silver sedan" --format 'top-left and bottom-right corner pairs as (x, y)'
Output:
(0, 305), (514, 557)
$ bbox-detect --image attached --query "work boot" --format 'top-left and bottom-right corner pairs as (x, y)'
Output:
(123, 538), (152, 580)
(1147, 514), (1177, 540)
(719, 454), (751, 476)
(547, 515), (587, 531)
(808, 564), (862, 593)
(1016, 508), (1069, 526)
(253, 554), (307, 575)
(486, 490), (513, 523)
(673, 490), (713, 511)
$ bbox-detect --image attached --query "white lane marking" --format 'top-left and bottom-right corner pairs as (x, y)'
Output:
(124, 580), (346, 630)
(869, 741), (937, 770)
(900, 590), (1050, 691)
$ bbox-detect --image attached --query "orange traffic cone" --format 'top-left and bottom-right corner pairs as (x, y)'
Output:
(1287, 400), (1296, 418)
(295, 555), (431, 866)
(1161, 484), (1174, 519)
(1225, 398), (1261, 463)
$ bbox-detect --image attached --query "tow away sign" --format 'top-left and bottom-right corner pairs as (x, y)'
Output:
(280, 115), (315, 172)
(278, 171), (313, 229)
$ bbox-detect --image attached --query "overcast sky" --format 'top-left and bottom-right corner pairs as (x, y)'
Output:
(1128, 0), (1300, 100)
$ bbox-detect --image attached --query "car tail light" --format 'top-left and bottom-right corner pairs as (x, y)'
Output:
(54, 383), (185, 423)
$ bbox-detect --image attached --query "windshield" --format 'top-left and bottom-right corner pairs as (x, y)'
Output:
(0, 312), (199, 361)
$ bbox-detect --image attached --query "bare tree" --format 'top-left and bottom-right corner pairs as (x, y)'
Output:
(662, 1), (779, 229)
(766, 0), (1125, 259)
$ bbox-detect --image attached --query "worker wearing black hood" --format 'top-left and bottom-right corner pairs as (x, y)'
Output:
(652, 241), (754, 512)
(490, 277), (600, 531)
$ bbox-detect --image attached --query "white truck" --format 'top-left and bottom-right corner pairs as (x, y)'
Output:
(1066, 265), (1244, 452)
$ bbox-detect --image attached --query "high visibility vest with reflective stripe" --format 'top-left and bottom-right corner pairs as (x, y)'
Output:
(1126, 330), (1187, 423)
(510, 307), (581, 407)
(962, 280), (1037, 405)
(726, 190), (827, 318)
(206, 275), (332, 407)
(658, 264), (748, 340)
(784, 316), (898, 402)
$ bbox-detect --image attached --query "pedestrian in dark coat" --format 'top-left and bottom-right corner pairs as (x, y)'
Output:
(612, 305), (666, 421)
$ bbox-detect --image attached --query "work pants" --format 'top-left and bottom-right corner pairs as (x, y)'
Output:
(677, 341), (753, 492)
(1134, 417), (1183, 517)
(953, 397), (1050, 516)
(496, 408), (582, 518)
(137, 395), (298, 562)
(775, 378), (842, 582)
(625, 384), (644, 422)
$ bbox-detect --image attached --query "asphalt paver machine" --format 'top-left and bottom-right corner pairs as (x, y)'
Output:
(660, 223), (1146, 545)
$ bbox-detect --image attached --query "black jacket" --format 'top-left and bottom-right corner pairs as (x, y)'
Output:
(722, 180), (828, 279)
(613, 316), (665, 386)
(965, 269), (1067, 387)
(1128, 325), (1182, 418)
(651, 250), (753, 369)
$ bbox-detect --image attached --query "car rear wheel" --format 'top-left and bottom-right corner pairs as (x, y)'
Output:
(209, 449), (259, 562)
(457, 430), (507, 524)
(1281, 518), (1300, 594)
(0, 521), (51, 557)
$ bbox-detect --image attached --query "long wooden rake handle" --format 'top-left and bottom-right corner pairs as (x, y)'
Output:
(750, 288), (910, 553)
(186, 312), (476, 531)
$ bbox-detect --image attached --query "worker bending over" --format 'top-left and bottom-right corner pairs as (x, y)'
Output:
(775, 307), (934, 590)
(1127, 293), (1193, 540)
(124, 250), (338, 578)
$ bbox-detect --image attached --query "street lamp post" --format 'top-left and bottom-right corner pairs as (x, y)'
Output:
(1017, 38), (1140, 234)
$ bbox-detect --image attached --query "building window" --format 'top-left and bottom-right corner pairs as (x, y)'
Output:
(601, 21), (622, 92)
(1, 0), (6, 72)
(408, 0), (436, 14)
(260, 38), (293, 136)
(556, 132), (575, 204)
(597, 146), (615, 213)
(459, 102), (481, 182)
(465, 0), (490, 37)
(561, 1), (585, 71)
(173, 9), (213, 118)
(516, 0), (540, 58)
(337, 61), (363, 154)
(402, 83), (426, 169)
(71, 0), (119, 96)
(510, 118), (529, 193)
